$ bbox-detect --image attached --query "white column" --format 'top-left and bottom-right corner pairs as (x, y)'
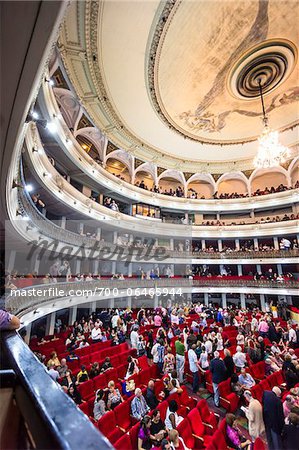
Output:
(221, 293), (227, 309)
(240, 293), (246, 309)
(97, 228), (101, 240)
(169, 239), (174, 250)
(237, 265), (243, 276)
(75, 259), (81, 274)
(89, 302), (96, 314)
(93, 260), (99, 274)
(235, 239), (240, 251)
(201, 239), (206, 250)
(154, 294), (159, 308)
(220, 264), (224, 275)
(260, 294), (266, 312)
(128, 263), (132, 277)
(46, 312), (56, 336)
(99, 193), (103, 205)
(218, 239), (223, 252)
(78, 223), (84, 234)
(113, 231), (118, 244)
(7, 250), (16, 272)
(60, 216), (66, 229)
(33, 258), (40, 274)
(111, 261), (116, 274)
(273, 237), (279, 250)
(256, 264), (262, 273)
(253, 238), (259, 249)
(277, 264), (283, 275)
(68, 307), (77, 325)
(204, 293), (209, 306)
(127, 296), (132, 308)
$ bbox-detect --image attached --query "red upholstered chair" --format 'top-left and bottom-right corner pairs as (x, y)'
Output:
(251, 362), (266, 381)
(114, 400), (134, 432)
(179, 385), (197, 409)
(114, 433), (133, 450)
(267, 372), (278, 389)
(206, 429), (229, 450)
(105, 368), (118, 384)
(97, 410), (124, 444)
(197, 399), (219, 431)
(187, 408), (214, 442)
(77, 379), (94, 400)
(129, 422), (140, 449)
(218, 379), (240, 412)
(117, 364), (127, 380)
(79, 401), (89, 416)
(90, 351), (102, 364)
(274, 370), (285, 386)
(157, 400), (169, 422)
(204, 370), (214, 394)
(251, 384), (263, 403)
(93, 373), (107, 390)
(253, 437), (266, 450)
(259, 379), (271, 392)
(177, 418), (205, 449)
(138, 367), (151, 387)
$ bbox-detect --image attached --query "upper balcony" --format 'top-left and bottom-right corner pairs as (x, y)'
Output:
(38, 77), (299, 214)
(16, 123), (299, 240)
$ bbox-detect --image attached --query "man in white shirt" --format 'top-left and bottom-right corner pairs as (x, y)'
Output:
(91, 323), (102, 341)
(233, 346), (247, 371)
(188, 344), (200, 393)
(130, 326), (139, 349)
(151, 341), (160, 364)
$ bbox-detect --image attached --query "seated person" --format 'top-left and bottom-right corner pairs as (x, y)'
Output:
(77, 365), (89, 384)
(168, 429), (190, 450)
(145, 380), (159, 410)
(100, 357), (112, 373)
(165, 400), (183, 430)
(47, 351), (60, 368)
(93, 389), (107, 421)
(125, 355), (139, 379)
(68, 384), (83, 405)
(230, 373), (244, 397)
(89, 362), (100, 378)
(131, 388), (150, 420)
(138, 416), (152, 450)
(225, 413), (252, 450)
(238, 368), (255, 389)
(107, 380), (123, 410)
(149, 409), (167, 446)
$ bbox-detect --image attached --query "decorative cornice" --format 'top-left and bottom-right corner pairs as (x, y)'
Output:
(57, 0), (299, 173)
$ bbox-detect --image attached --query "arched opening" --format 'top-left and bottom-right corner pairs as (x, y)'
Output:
(187, 180), (214, 199)
(159, 176), (184, 196)
(134, 171), (154, 190)
(217, 178), (248, 196)
(105, 158), (131, 182)
(76, 135), (102, 162)
(290, 164), (299, 187)
(251, 170), (288, 194)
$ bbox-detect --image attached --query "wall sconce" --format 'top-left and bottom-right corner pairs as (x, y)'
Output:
(16, 209), (23, 216)
(43, 172), (52, 178)
(45, 77), (54, 86)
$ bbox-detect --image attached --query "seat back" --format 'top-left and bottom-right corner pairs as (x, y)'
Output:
(97, 410), (116, 436)
(187, 408), (205, 437)
(114, 433), (133, 450)
(177, 419), (195, 450)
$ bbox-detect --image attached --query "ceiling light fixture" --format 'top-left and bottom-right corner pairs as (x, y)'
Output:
(253, 79), (289, 169)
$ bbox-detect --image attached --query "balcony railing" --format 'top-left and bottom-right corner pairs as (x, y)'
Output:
(0, 331), (113, 449)
(17, 187), (299, 261)
(5, 278), (298, 316)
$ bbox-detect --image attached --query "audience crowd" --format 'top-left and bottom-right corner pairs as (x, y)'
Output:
(28, 302), (299, 450)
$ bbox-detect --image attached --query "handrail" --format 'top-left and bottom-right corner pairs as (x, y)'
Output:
(5, 278), (298, 316)
(0, 331), (113, 450)
(17, 184), (299, 261)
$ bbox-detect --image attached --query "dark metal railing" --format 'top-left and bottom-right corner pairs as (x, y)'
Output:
(0, 331), (113, 450)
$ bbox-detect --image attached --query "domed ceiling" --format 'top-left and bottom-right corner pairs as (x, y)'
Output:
(59, 0), (299, 173)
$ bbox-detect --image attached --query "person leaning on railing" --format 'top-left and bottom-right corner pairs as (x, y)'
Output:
(0, 309), (20, 330)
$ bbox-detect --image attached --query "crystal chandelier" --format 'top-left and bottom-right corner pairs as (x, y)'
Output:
(253, 80), (289, 169)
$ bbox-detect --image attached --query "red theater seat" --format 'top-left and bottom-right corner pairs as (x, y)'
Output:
(197, 399), (218, 431)
(177, 418), (205, 449)
(77, 379), (94, 400)
(114, 433), (133, 450)
(114, 401), (134, 432)
(218, 379), (239, 412)
(97, 410), (124, 444)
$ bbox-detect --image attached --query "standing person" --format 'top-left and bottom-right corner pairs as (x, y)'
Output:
(130, 325), (139, 349)
(188, 344), (200, 393)
(210, 351), (227, 407)
(223, 348), (235, 377)
(163, 347), (175, 374)
(262, 387), (284, 450)
(242, 391), (265, 441)
(175, 335), (185, 383)
(157, 339), (165, 374)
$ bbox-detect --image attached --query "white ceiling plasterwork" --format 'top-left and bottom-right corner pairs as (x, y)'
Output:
(58, 0), (299, 173)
